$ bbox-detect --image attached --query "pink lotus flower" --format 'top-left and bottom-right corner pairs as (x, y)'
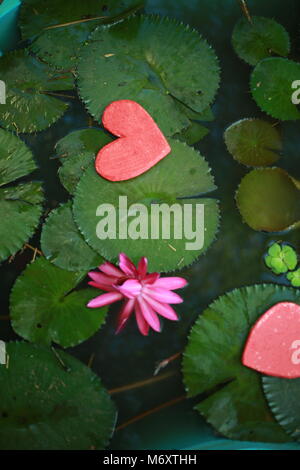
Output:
(87, 253), (187, 336)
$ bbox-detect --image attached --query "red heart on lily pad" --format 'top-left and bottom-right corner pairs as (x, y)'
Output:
(95, 100), (171, 182)
(242, 302), (300, 379)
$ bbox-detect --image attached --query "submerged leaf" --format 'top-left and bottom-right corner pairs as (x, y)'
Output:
(251, 58), (300, 121)
(0, 342), (116, 450)
(236, 168), (300, 232)
(232, 16), (290, 66)
(182, 284), (297, 442)
(41, 202), (100, 271)
(0, 50), (73, 133)
(224, 118), (282, 167)
(77, 15), (220, 136)
(10, 257), (108, 348)
(27, 0), (143, 69)
(73, 139), (219, 272)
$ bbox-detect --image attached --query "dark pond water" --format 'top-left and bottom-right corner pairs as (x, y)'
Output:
(1, 0), (300, 449)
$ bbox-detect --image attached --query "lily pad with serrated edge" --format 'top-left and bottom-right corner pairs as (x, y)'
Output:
(232, 16), (290, 66)
(73, 139), (219, 273)
(0, 50), (73, 134)
(251, 58), (300, 121)
(0, 129), (43, 261)
(263, 376), (300, 442)
(182, 284), (297, 442)
(56, 128), (112, 194)
(41, 202), (100, 271)
(236, 168), (300, 232)
(0, 341), (116, 450)
(0, 128), (37, 186)
(10, 257), (108, 348)
(0, 182), (43, 262)
(224, 119), (282, 167)
(77, 15), (220, 137)
(28, 0), (143, 70)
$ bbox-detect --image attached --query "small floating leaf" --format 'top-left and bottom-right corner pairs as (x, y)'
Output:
(287, 269), (300, 287)
(265, 243), (298, 275)
(251, 58), (300, 121)
(224, 118), (281, 167)
(77, 15), (220, 137)
(232, 16), (290, 66)
(56, 128), (112, 194)
(236, 168), (300, 232)
(175, 121), (209, 145)
(73, 139), (219, 273)
(0, 342), (116, 450)
(10, 257), (108, 348)
(0, 50), (73, 133)
(41, 202), (100, 271)
(182, 284), (297, 442)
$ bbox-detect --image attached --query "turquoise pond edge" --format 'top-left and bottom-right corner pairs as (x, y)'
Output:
(0, 0), (300, 451)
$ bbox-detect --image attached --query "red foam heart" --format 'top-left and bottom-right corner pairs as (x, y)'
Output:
(242, 302), (300, 379)
(95, 100), (171, 182)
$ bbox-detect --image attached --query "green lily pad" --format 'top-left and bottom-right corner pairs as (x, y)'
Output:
(73, 139), (219, 272)
(263, 376), (300, 442)
(287, 269), (300, 287)
(0, 182), (43, 263)
(41, 202), (100, 271)
(10, 257), (108, 348)
(236, 168), (300, 232)
(0, 129), (37, 186)
(232, 16), (290, 66)
(265, 243), (298, 275)
(20, 0), (143, 39)
(56, 128), (112, 194)
(251, 58), (300, 121)
(27, 1), (143, 70)
(0, 341), (116, 450)
(0, 49), (73, 133)
(182, 284), (297, 442)
(77, 15), (220, 137)
(224, 119), (282, 167)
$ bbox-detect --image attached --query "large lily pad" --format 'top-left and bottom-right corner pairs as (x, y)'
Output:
(263, 376), (300, 442)
(41, 202), (100, 271)
(10, 257), (108, 348)
(77, 15), (220, 137)
(0, 341), (116, 450)
(56, 128), (112, 194)
(224, 119), (282, 167)
(27, 0), (143, 70)
(232, 16), (290, 66)
(182, 284), (297, 442)
(236, 168), (300, 232)
(251, 58), (300, 121)
(73, 139), (219, 272)
(0, 50), (73, 133)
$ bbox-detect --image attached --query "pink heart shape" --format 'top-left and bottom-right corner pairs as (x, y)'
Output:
(95, 100), (171, 182)
(242, 302), (300, 378)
